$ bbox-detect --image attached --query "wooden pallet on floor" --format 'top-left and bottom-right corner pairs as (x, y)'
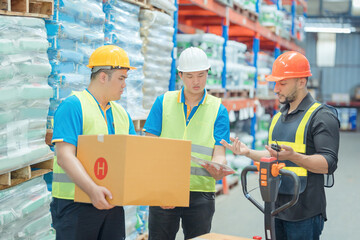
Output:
(0, 154), (53, 190)
(215, 176), (239, 196)
(0, 0), (53, 19)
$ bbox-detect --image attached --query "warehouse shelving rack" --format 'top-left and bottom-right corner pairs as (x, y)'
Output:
(170, 0), (306, 151)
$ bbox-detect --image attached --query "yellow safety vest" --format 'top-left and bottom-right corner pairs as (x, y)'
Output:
(52, 90), (129, 200)
(268, 102), (322, 194)
(161, 90), (221, 192)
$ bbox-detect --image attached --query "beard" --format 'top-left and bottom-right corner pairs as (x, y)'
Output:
(279, 88), (297, 105)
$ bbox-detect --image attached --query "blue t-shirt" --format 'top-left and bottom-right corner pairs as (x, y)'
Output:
(143, 88), (230, 145)
(52, 89), (136, 147)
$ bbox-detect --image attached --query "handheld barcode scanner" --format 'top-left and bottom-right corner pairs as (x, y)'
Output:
(241, 156), (300, 240)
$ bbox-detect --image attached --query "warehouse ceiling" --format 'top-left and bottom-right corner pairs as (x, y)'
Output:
(307, 0), (352, 16)
(296, 0), (360, 29)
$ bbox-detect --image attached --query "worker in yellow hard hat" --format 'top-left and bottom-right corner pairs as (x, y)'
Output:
(144, 47), (233, 239)
(50, 45), (137, 240)
(221, 51), (340, 239)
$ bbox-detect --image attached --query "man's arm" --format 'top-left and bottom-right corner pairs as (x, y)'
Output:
(265, 145), (329, 173)
(56, 142), (114, 210)
(221, 137), (269, 162)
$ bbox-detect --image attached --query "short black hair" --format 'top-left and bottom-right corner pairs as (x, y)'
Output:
(90, 69), (115, 81)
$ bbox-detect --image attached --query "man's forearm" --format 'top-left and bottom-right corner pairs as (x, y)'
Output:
(246, 149), (270, 162)
(60, 156), (98, 194)
(289, 153), (329, 174)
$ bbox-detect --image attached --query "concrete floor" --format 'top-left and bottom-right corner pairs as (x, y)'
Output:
(176, 131), (360, 239)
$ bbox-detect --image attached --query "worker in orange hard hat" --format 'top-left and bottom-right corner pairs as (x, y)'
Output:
(221, 51), (340, 239)
(50, 45), (137, 240)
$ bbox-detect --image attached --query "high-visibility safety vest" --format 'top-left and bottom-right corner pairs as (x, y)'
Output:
(161, 90), (221, 192)
(268, 102), (322, 195)
(52, 90), (129, 200)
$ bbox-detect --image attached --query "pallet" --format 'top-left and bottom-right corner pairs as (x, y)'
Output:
(208, 88), (226, 98)
(215, 176), (239, 196)
(0, 0), (53, 19)
(0, 154), (53, 190)
(265, 26), (280, 35)
(227, 89), (249, 98)
(136, 233), (148, 240)
(122, 0), (149, 9)
(232, 3), (258, 22)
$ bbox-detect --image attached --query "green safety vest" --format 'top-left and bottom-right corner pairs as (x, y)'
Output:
(161, 90), (221, 192)
(268, 102), (322, 194)
(52, 90), (129, 200)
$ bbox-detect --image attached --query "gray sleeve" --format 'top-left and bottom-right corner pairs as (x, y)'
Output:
(311, 109), (340, 174)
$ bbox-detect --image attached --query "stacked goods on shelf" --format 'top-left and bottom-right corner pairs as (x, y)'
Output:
(46, 0), (105, 129)
(246, 51), (273, 98)
(226, 40), (256, 95)
(136, 205), (149, 236)
(338, 108), (358, 131)
(177, 33), (224, 89)
(259, 4), (284, 35)
(255, 112), (270, 150)
(124, 206), (138, 240)
(233, 0), (258, 12)
(148, 0), (176, 15)
(103, 0), (147, 119)
(0, 15), (52, 174)
(140, 9), (174, 109)
(0, 177), (54, 239)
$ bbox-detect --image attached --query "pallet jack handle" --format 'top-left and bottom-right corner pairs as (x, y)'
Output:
(241, 160), (300, 240)
(240, 166), (300, 216)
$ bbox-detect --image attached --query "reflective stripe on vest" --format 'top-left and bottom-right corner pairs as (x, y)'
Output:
(52, 90), (129, 200)
(268, 102), (322, 194)
(161, 90), (221, 192)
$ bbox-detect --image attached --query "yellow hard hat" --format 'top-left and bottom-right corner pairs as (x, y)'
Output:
(87, 45), (136, 71)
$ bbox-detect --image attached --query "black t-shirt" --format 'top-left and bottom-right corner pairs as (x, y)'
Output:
(275, 93), (340, 221)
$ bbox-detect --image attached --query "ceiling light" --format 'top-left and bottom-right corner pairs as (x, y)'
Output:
(304, 26), (352, 33)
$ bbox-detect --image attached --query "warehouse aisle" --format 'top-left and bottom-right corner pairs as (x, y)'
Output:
(176, 131), (360, 239)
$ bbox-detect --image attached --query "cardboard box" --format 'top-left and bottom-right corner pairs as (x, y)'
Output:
(191, 233), (253, 240)
(74, 135), (191, 206)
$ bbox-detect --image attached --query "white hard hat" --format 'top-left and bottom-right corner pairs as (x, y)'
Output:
(177, 47), (211, 72)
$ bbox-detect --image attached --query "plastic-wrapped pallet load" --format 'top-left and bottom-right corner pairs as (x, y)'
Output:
(0, 177), (54, 239)
(124, 206), (138, 240)
(226, 40), (257, 93)
(103, 0), (147, 119)
(0, 15), (52, 174)
(148, 0), (176, 15)
(177, 33), (224, 89)
(140, 9), (174, 109)
(46, 0), (105, 129)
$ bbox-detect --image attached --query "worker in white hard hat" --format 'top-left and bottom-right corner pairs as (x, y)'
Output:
(143, 47), (232, 239)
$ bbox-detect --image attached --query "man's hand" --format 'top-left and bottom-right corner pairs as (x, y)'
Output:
(202, 163), (235, 181)
(160, 206), (175, 209)
(265, 144), (295, 161)
(89, 185), (115, 210)
(220, 137), (250, 156)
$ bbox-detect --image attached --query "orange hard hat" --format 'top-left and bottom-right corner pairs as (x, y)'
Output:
(265, 51), (312, 82)
(87, 45), (136, 70)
